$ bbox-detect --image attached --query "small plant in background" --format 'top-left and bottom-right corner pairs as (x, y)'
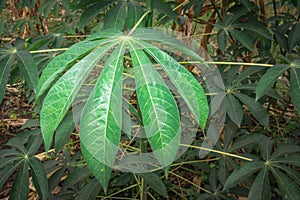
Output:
(0, 0), (299, 199)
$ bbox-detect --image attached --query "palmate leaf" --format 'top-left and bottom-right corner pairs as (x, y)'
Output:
(129, 41), (181, 167)
(271, 168), (300, 200)
(256, 64), (290, 100)
(10, 160), (29, 200)
(248, 167), (271, 200)
(40, 41), (119, 150)
(103, 0), (126, 30)
(80, 43), (126, 191)
(136, 40), (209, 130)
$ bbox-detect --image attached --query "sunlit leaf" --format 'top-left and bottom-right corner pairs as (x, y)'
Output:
(129, 42), (181, 167)
(41, 42), (117, 150)
(80, 43), (126, 191)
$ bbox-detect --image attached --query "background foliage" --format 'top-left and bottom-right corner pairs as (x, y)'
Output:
(0, 0), (299, 199)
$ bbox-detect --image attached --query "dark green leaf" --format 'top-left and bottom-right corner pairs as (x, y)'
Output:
(270, 143), (300, 160)
(0, 160), (23, 189)
(125, 0), (143, 30)
(237, 19), (272, 39)
(29, 157), (48, 200)
(103, 1), (127, 30)
(229, 134), (267, 152)
(79, 0), (114, 29)
(290, 67), (300, 112)
(288, 23), (300, 51)
(248, 167), (271, 200)
(0, 54), (14, 103)
(63, 168), (91, 189)
(15, 49), (38, 90)
(217, 29), (227, 53)
(226, 94), (243, 127)
(10, 161), (29, 200)
(75, 178), (101, 200)
(234, 93), (269, 128)
(274, 155), (300, 167)
(223, 161), (264, 190)
(153, 0), (177, 22)
(230, 30), (255, 51)
(138, 173), (168, 197)
(271, 168), (300, 200)
(256, 64), (289, 100)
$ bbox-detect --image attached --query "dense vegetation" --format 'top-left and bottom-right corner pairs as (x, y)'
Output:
(0, 0), (299, 199)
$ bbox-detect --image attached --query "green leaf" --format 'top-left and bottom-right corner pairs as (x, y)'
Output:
(223, 161), (264, 190)
(226, 94), (243, 127)
(75, 178), (101, 200)
(217, 29), (227, 53)
(270, 143), (300, 160)
(79, 0), (114, 29)
(129, 42), (181, 167)
(80, 43), (126, 191)
(0, 54), (14, 103)
(248, 167), (271, 200)
(288, 23), (300, 51)
(15, 49), (38, 90)
(103, 1), (127, 30)
(0, 160), (23, 189)
(40, 41), (117, 150)
(136, 40), (209, 130)
(138, 173), (168, 197)
(63, 168), (91, 189)
(237, 19), (272, 39)
(229, 30), (255, 51)
(290, 67), (300, 112)
(256, 64), (289, 100)
(274, 155), (300, 167)
(234, 66), (265, 84)
(234, 92), (269, 128)
(29, 157), (48, 200)
(36, 39), (107, 101)
(229, 134), (267, 152)
(272, 164), (300, 185)
(271, 168), (300, 200)
(126, 0), (144, 29)
(153, 0), (177, 22)
(10, 161), (29, 200)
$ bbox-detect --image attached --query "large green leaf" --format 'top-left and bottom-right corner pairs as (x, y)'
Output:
(80, 43), (125, 191)
(256, 64), (289, 100)
(129, 42), (181, 167)
(271, 168), (300, 200)
(226, 94), (243, 127)
(248, 167), (271, 200)
(290, 67), (300, 112)
(29, 157), (48, 200)
(223, 161), (264, 190)
(136, 40), (209, 130)
(234, 92), (269, 128)
(15, 49), (38, 90)
(10, 161), (29, 200)
(0, 54), (14, 103)
(103, 0), (127, 30)
(40, 42), (118, 150)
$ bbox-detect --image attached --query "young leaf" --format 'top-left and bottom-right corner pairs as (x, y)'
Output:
(223, 161), (264, 190)
(234, 92), (269, 128)
(248, 168), (271, 200)
(290, 67), (300, 112)
(80, 43), (126, 191)
(41, 42), (117, 150)
(103, 0), (127, 30)
(271, 168), (300, 200)
(136, 40), (209, 130)
(0, 54), (14, 103)
(10, 161), (29, 200)
(29, 157), (48, 200)
(226, 94), (243, 127)
(129, 42), (181, 167)
(256, 64), (289, 100)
